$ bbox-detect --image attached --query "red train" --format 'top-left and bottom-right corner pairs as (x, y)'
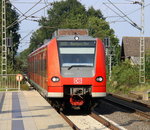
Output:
(28, 29), (106, 111)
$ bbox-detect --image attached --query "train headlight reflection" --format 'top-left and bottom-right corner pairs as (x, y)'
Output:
(96, 76), (103, 82)
(51, 76), (60, 82)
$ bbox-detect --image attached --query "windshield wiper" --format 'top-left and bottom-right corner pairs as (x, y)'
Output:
(68, 65), (92, 70)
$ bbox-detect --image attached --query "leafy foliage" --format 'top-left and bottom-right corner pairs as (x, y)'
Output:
(146, 51), (150, 82)
(107, 56), (150, 94)
(14, 48), (30, 73)
(107, 60), (139, 93)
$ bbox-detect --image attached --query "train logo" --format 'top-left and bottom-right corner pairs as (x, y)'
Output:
(74, 78), (82, 84)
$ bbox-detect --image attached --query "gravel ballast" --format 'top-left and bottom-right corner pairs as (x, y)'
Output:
(95, 101), (150, 130)
(67, 115), (110, 130)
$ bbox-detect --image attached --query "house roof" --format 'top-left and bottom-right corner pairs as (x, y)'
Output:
(121, 37), (150, 57)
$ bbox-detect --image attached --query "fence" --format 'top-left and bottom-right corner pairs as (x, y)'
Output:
(0, 74), (24, 91)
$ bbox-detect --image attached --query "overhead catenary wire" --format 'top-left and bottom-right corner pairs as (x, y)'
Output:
(7, 0), (43, 29)
(22, 0), (43, 18)
(19, 42), (30, 48)
(15, 30), (33, 48)
(10, 3), (26, 17)
(19, 30), (34, 42)
(129, 2), (150, 14)
(1, 3), (41, 23)
(17, 30), (34, 50)
(125, 0), (133, 2)
(109, 2), (150, 23)
(10, 1), (50, 4)
(105, 2), (150, 19)
(103, 3), (129, 23)
(104, 2), (133, 4)
(44, 0), (49, 17)
(109, 20), (127, 24)
(11, 4), (40, 22)
(19, 42), (30, 49)
(12, 0), (52, 52)
(7, 2), (52, 29)
(106, 0), (141, 30)
(107, 0), (141, 29)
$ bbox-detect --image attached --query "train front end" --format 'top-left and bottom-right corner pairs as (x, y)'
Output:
(47, 32), (106, 110)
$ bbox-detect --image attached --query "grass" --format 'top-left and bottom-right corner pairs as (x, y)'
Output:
(132, 84), (150, 92)
(107, 80), (150, 95)
(21, 84), (29, 90)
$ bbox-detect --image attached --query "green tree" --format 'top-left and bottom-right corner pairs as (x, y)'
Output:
(15, 48), (30, 73)
(87, 7), (104, 19)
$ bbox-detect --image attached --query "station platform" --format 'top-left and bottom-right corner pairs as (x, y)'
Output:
(0, 90), (71, 130)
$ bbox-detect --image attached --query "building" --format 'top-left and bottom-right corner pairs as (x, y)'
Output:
(121, 37), (150, 65)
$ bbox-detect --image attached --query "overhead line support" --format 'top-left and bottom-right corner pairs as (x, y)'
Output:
(139, 0), (145, 83)
(1, 0), (7, 75)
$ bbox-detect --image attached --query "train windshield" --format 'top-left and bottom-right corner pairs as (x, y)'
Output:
(58, 41), (96, 68)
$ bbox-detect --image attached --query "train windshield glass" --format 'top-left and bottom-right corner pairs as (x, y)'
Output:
(58, 41), (96, 67)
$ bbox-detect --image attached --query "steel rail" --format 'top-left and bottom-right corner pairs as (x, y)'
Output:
(59, 112), (80, 130)
(90, 112), (120, 130)
(46, 98), (79, 130)
(108, 93), (150, 108)
(103, 98), (150, 120)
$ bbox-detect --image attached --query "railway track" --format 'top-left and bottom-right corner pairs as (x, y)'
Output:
(60, 111), (123, 130)
(90, 112), (122, 130)
(108, 93), (150, 108)
(103, 93), (150, 120)
(60, 112), (80, 130)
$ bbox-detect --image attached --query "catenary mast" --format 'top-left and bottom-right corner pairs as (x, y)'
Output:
(1, 0), (7, 75)
(139, 0), (145, 83)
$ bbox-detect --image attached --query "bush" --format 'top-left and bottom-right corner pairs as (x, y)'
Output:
(146, 52), (150, 82)
(107, 60), (139, 93)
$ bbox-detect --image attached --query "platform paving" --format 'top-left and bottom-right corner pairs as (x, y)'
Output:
(0, 91), (71, 130)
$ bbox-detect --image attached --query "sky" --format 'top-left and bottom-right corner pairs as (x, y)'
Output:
(9, 0), (150, 52)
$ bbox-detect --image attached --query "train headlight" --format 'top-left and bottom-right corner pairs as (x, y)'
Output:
(51, 76), (60, 82)
(96, 76), (103, 82)
(74, 36), (79, 40)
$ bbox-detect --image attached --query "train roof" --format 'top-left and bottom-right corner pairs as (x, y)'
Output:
(28, 42), (48, 57)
